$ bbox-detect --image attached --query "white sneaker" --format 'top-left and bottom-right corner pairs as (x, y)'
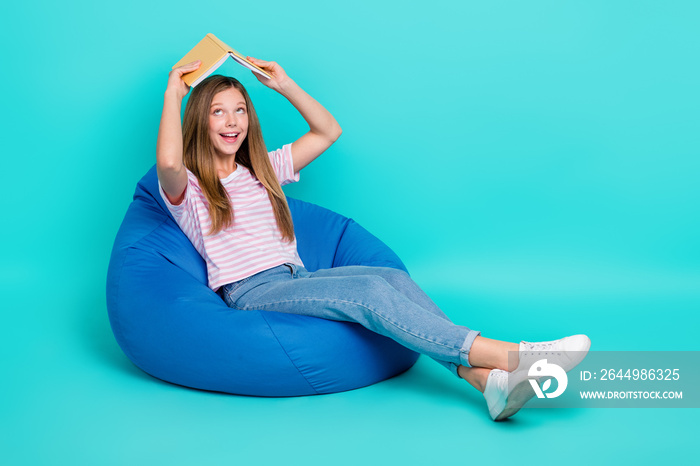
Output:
(483, 334), (591, 421)
(483, 368), (534, 421)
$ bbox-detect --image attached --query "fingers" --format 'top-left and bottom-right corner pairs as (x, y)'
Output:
(247, 56), (272, 67)
(174, 60), (202, 74)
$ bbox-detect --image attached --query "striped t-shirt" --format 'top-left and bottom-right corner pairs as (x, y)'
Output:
(159, 144), (304, 291)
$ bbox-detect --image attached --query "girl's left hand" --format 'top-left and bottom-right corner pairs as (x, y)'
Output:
(247, 56), (290, 93)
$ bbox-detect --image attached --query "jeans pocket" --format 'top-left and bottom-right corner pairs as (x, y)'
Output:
(284, 263), (296, 277)
(222, 276), (252, 307)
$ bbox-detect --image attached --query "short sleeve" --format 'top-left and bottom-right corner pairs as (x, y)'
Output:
(158, 170), (197, 222)
(268, 144), (300, 186)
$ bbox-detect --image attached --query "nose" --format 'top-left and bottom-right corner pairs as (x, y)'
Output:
(225, 113), (238, 127)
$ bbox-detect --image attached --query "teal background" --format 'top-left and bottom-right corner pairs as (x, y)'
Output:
(2, 0), (698, 464)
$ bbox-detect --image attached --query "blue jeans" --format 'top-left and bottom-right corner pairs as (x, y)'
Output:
(221, 264), (481, 377)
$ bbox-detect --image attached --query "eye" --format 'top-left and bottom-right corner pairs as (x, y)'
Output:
(212, 109), (223, 116)
(236, 107), (246, 114)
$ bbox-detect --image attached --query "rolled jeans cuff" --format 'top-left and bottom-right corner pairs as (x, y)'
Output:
(458, 329), (481, 368)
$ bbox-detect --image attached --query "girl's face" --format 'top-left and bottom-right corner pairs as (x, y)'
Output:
(208, 87), (249, 158)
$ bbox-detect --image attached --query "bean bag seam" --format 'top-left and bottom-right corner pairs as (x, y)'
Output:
(125, 216), (171, 250)
(334, 219), (408, 273)
(122, 214), (210, 285)
(258, 312), (320, 395)
(109, 247), (138, 368)
(331, 218), (350, 267)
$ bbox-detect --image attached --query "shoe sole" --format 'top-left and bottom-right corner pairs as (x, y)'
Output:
(493, 377), (536, 421)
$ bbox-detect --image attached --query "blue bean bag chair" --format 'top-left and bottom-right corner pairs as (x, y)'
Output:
(106, 166), (419, 396)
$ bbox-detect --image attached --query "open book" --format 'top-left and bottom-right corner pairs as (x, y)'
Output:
(172, 33), (272, 87)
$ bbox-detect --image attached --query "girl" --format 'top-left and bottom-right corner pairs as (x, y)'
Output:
(157, 58), (590, 421)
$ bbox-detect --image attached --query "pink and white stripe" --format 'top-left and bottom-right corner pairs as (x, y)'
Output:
(159, 144), (304, 291)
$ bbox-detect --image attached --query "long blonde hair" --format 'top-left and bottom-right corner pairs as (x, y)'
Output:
(182, 75), (295, 241)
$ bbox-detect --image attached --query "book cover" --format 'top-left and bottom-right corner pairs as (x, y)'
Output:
(172, 33), (272, 87)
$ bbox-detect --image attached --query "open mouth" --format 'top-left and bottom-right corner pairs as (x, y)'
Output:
(220, 132), (240, 143)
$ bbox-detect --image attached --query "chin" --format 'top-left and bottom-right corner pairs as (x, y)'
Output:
(215, 145), (239, 157)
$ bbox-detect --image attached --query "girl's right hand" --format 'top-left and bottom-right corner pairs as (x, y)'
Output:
(166, 60), (201, 99)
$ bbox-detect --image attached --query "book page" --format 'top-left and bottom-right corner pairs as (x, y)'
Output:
(191, 55), (229, 87)
(228, 52), (272, 79)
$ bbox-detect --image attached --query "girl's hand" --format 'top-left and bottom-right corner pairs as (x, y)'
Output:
(247, 56), (290, 93)
(166, 60), (201, 100)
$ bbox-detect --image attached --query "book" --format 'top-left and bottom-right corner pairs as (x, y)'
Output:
(172, 33), (272, 87)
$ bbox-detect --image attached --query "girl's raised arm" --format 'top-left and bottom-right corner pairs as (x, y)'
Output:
(156, 60), (201, 205)
(247, 57), (342, 173)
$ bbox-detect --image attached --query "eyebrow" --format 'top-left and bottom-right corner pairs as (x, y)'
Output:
(210, 101), (246, 107)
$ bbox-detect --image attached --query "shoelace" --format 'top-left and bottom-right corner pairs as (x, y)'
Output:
(488, 369), (509, 387)
(521, 340), (559, 352)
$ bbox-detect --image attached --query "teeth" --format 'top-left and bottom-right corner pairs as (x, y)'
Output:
(222, 133), (238, 137)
